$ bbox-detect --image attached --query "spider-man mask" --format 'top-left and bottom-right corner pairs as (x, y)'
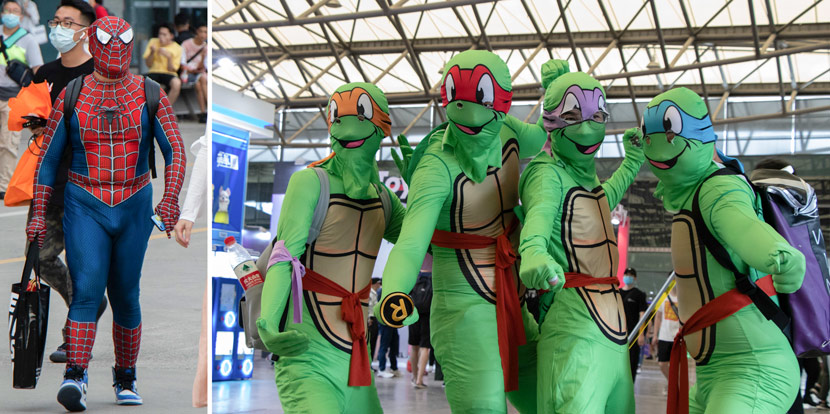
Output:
(88, 16), (134, 79)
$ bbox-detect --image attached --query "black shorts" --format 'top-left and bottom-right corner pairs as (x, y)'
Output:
(408, 315), (431, 348)
(658, 340), (673, 362)
(147, 73), (177, 88)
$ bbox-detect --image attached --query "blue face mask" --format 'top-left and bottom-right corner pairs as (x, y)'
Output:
(49, 25), (85, 54)
(2, 13), (19, 29)
(623, 276), (635, 286)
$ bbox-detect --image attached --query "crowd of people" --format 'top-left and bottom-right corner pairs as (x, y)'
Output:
(143, 12), (207, 123)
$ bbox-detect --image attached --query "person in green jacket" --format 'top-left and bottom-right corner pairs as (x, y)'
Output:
(517, 60), (643, 413)
(257, 82), (406, 414)
(642, 87), (804, 414)
(374, 50), (547, 414)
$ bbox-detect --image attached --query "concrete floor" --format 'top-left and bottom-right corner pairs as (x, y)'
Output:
(214, 355), (830, 414)
(0, 121), (207, 413)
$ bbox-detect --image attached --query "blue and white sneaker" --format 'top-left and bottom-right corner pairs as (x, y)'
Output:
(112, 367), (143, 405)
(57, 365), (88, 412)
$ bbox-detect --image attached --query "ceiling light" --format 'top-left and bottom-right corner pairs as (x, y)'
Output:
(217, 57), (235, 69)
(646, 60), (661, 70)
(325, 0), (342, 8)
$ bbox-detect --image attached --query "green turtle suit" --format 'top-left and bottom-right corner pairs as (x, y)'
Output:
(517, 60), (643, 413)
(374, 50), (546, 414)
(257, 83), (406, 414)
(643, 87), (804, 413)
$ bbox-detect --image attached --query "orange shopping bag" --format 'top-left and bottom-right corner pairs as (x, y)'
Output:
(4, 136), (42, 207)
(4, 81), (51, 207)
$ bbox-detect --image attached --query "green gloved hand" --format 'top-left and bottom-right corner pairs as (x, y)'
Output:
(771, 248), (806, 294)
(256, 319), (310, 356)
(518, 246), (565, 291)
(622, 127), (645, 164)
(541, 59), (571, 89)
(390, 134), (413, 182)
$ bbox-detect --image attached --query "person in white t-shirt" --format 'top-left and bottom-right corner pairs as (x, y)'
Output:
(652, 286), (680, 385)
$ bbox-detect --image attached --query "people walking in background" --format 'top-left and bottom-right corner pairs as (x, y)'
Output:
(408, 266), (432, 389)
(16, 0), (37, 33)
(621, 267), (647, 381)
(179, 21), (207, 122)
(87, 0), (108, 18)
(651, 286), (679, 394)
(0, 0), (43, 200)
(173, 11), (192, 44)
(367, 278), (381, 368)
(143, 22), (182, 105)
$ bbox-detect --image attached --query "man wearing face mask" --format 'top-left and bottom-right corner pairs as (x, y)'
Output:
(0, 0), (42, 200)
(620, 267), (647, 381)
(28, 0), (99, 365)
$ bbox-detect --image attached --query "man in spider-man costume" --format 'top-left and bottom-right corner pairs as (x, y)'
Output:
(26, 16), (185, 412)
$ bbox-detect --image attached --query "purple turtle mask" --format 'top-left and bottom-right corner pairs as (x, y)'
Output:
(542, 85), (607, 132)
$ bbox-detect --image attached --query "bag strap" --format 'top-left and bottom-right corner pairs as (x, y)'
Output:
(690, 168), (790, 331)
(307, 167), (330, 245)
(63, 75), (85, 139)
(4, 28), (27, 48)
(373, 182), (392, 229)
(186, 46), (205, 64)
(143, 76), (161, 179)
(20, 244), (40, 286)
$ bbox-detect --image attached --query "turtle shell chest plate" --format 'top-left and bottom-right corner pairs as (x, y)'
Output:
(671, 211), (716, 365)
(449, 139), (525, 304)
(561, 186), (626, 344)
(303, 194), (385, 353)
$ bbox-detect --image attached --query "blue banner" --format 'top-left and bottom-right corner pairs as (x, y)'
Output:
(212, 123), (250, 250)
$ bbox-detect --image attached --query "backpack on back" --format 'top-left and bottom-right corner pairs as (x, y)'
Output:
(410, 275), (433, 315)
(64, 75), (161, 178)
(751, 169), (830, 357)
(692, 166), (830, 357)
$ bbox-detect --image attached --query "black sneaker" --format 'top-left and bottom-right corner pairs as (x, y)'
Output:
(0, 191), (5, 200)
(50, 343), (68, 363)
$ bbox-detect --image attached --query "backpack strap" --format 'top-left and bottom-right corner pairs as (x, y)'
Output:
(691, 168), (790, 331)
(63, 75), (85, 138)
(143, 76), (161, 178)
(373, 182), (392, 228)
(3, 28), (27, 48)
(306, 167), (330, 245)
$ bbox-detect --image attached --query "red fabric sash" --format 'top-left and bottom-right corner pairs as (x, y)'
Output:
(563, 272), (620, 289)
(430, 219), (524, 392)
(667, 275), (776, 414)
(302, 269), (372, 387)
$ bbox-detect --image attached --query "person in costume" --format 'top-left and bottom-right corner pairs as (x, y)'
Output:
(374, 49), (546, 414)
(641, 87), (804, 414)
(516, 59), (643, 413)
(257, 82), (406, 414)
(26, 16), (186, 411)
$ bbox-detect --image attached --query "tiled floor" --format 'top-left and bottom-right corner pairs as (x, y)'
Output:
(212, 353), (830, 413)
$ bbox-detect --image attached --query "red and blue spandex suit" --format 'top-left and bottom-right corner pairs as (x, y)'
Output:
(27, 16), (185, 372)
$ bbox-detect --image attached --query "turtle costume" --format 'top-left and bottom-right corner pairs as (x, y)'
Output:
(642, 88), (805, 414)
(516, 60), (643, 413)
(256, 83), (406, 414)
(374, 50), (546, 414)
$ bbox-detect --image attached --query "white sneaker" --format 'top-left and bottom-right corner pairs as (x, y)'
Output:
(426, 364), (435, 373)
(377, 371), (394, 378)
